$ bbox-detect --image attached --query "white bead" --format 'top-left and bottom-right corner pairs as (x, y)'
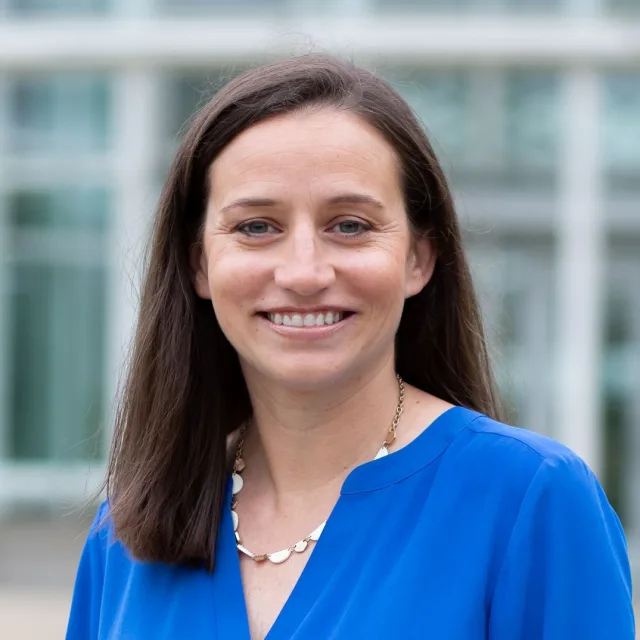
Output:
(294, 540), (308, 553)
(232, 473), (244, 495)
(374, 446), (388, 460)
(309, 521), (325, 541)
(268, 548), (293, 564)
(237, 544), (254, 559)
(231, 510), (239, 531)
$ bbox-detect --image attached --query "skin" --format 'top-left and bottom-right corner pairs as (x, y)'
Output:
(193, 108), (453, 639)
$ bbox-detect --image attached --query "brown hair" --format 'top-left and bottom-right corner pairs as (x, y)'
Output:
(104, 54), (503, 570)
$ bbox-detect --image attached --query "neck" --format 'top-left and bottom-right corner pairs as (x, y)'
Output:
(239, 360), (400, 505)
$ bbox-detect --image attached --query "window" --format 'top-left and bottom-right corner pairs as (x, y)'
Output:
(386, 68), (560, 188)
(164, 73), (221, 141)
(504, 71), (560, 184)
(160, 68), (249, 178)
(156, 0), (289, 16)
(5, 189), (110, 462)
(602, 72), (640, 194)
(467, 238), (556, 435)
(372, 0), (561, 13)
(8, 0), (110, 16)
(385, 69), (471, 175)
(1, 72), (113, 465)
(602, 252), (640, 531)
(8, 74), (111, 153)
(607, 0), (640, 16)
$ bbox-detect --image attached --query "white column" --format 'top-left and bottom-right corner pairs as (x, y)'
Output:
(106, 69), (160, 447)
(555, 69), (605, 478)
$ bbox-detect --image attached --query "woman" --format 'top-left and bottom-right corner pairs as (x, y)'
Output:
(66, 55), (634, 639)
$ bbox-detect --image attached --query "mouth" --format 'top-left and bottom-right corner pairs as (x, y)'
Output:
(257, 310), (354, 327)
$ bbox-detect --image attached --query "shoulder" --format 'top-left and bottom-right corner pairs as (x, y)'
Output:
(464, 413), (576, 459)
(471, 422), (635, 637)
(89, 499), (113, 542)
(455, 411), (595, 487)
(438, 410), (611, 529)
(82, 499), (129, 568)
(450, 412), (629, 570)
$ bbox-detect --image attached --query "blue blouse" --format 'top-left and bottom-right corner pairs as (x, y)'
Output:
(66, 407), (635, 639)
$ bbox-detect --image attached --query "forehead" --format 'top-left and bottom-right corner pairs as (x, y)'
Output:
(208, 109), (402, 199)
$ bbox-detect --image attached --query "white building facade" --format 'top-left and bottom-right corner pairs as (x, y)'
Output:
(0, 0), (638, 562)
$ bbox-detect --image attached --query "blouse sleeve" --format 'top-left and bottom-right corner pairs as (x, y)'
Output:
(65, 501), (109, 640)
(488, 454), (635, 639)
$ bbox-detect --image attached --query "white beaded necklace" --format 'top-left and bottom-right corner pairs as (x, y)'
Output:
(230, 375), (405, 565)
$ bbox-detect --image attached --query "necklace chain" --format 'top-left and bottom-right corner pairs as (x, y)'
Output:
(231, 374), (405, 564)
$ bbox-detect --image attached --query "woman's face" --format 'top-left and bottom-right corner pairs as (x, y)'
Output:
(194, 108), (434, 390)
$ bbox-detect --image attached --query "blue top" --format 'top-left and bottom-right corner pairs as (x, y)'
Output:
(66, 407), (635, 639)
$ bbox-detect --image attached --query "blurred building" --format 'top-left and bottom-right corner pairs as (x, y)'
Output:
(0, 0), (638, 605)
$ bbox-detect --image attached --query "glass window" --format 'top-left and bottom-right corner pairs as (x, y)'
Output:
(159, 67), (250, 180)
(8, 0), (110, 16)
(607, 0), (640, 16)
(385, 70), (471, 172)
(602, 72), (640, 193)
(163, 68), (253, 140)
(467, 238), (556, 436)
(164, 73), (220, 140)
(504, 71), (560, 182)
(387, 68), (559, 188)
(602, 252), (640, 532)
(9, 188), (108, 231)
(156, 0), (289, 16)
(373, 0), (472, 12)
(504, 0), (561, 10)
(5, 188), (110, 462)
(372, 0), (561, 13)
(8, 74), (111, 153)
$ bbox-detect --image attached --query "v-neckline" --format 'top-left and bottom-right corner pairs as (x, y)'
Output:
(212, 406), (475, 639)
(214, 477), (354, 640)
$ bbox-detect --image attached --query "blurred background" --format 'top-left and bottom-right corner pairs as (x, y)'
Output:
(0, 0), (638, 637)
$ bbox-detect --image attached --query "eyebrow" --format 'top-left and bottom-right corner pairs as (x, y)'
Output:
(218, 193), (385, 215)
(326, 194), (385, 210)
(219, 197), (278, 215)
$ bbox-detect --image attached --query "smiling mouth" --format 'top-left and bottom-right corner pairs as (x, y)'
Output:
(258, 311), (353, 327)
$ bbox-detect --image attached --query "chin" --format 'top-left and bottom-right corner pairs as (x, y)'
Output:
(276, 367), (346, 390)
(246, 356), (354, 391)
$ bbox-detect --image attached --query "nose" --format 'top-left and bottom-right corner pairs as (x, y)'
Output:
(273, 224), (335, 296)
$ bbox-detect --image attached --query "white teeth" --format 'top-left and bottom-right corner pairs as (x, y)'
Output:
(266, 311), (346, 326)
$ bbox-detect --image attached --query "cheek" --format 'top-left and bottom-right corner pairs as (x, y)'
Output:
(342, 248), (408, 307)
(206, 249), (271, 316)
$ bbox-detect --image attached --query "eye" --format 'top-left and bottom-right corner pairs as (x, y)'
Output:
(329, 219), (371, 236)
(237, 220), (278, 237)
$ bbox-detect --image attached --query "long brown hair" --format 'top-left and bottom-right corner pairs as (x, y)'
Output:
(104, 54), (503, 570)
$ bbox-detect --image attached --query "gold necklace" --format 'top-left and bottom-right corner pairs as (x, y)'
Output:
(231, 374), (405, 565)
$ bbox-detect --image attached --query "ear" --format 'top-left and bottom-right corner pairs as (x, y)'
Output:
(190, 242), (212, 300)
(405, 233), (436, 298)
